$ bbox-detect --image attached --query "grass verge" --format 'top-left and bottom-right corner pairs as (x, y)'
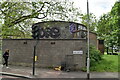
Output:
(82, 54), (118, 72)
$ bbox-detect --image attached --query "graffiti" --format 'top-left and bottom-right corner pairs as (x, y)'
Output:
(32, 22), (87, 39)
(39, 27), (60, 38)
(69, 23), (77, 33)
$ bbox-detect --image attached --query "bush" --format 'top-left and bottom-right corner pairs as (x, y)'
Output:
(89, 45), (102, 67)
(81, 45), (102, 71)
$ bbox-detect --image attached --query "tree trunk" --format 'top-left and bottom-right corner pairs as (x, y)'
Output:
(107, 47), (109, 54)
(112, 44), (113, 54)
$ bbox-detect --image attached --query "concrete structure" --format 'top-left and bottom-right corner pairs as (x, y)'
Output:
(2, 39), (87, 70)
(2, 21), (104, 70)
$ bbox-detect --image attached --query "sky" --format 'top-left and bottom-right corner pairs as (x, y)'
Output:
(70, 0), (117, 18)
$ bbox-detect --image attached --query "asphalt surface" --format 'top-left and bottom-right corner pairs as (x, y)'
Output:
(0, 64), (119, 79)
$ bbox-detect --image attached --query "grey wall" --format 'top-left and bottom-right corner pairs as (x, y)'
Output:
(33, 21), (87, 39)
(2, 39), (87, 70)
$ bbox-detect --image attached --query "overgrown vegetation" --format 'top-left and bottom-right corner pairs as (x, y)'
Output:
(81, 45), (102, 71)
(82, 45), (119, 72)
(82, 48), (118, 72)
(90, 45), (102, 67)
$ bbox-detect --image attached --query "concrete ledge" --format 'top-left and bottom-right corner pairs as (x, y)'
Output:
(0, 72), (32, 79)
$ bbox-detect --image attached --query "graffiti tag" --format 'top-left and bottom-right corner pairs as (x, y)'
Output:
(39, 27), (60, 38)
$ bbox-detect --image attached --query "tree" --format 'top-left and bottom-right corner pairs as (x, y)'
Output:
(97, 1), (120, 51)
(81, 13), (97, 32)
(42, 1), (82, 23)
(0, 0), (83, 39)
(0, 2), (36, 38)
(110, 1), (120, 49)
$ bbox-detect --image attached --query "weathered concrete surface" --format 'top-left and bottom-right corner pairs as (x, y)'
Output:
(2, 39), (87, 69)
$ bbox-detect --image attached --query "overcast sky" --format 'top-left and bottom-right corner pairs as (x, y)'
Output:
(70, 0), (117, 18)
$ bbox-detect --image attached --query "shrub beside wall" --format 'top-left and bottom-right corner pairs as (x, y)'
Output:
(90, 45), (102, 67)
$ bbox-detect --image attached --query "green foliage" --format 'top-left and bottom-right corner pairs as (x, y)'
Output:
(42, 0), (82, 22)
(0, 2), (33, 38)
(90, 55), (118, 72)
(82, 54), (118, 72)
(110, 2), (120, 47)
(81, 13), (97, 32)
(97, 1), (120, 48)
(0, 0), (83, 39)
(89, 45), (102, 67)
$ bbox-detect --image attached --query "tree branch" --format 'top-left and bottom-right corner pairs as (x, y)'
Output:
(5, 1), (60, 27)
(18, 24), (26, 38)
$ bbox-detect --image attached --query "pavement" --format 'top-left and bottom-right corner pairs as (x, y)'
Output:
(0, 64), (119, 79)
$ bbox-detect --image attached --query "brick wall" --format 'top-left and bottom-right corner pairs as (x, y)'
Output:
(97, 40), (105, 54)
